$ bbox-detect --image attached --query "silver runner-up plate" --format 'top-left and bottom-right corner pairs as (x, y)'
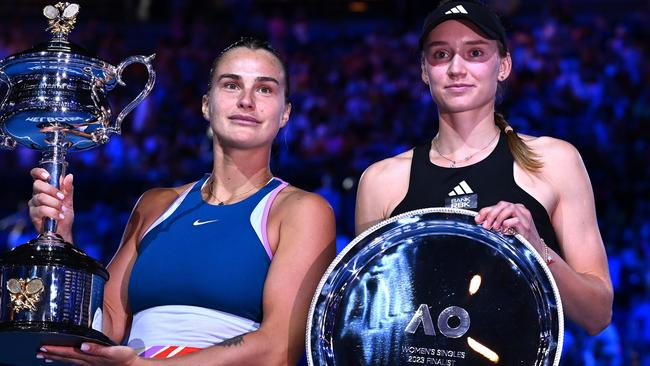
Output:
(307, 208), (563, 366)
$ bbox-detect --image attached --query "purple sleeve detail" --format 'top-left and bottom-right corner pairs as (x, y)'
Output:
(261, 180), (289, 260)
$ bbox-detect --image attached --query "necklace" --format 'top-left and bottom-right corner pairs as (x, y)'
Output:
(432, 129), (500, 168)
(205, 174), (272, 205)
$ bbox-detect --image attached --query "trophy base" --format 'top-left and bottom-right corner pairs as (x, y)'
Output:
(0, 322), (115, 366)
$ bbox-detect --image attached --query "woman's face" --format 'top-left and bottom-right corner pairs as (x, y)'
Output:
(421, 20), (511, 115)
(202, 47), (291, 150)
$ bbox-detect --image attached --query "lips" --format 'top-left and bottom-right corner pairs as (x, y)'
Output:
(445, 84), (474, 89)
(444, 84), (475, 94)
(229, 114), (260, 124)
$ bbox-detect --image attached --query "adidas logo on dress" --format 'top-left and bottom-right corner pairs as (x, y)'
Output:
(445, 180), (478, 209)
(445, 5), (468, 15)
(448, 180), (473, 196)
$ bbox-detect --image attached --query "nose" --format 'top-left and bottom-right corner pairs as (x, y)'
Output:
(447, 54), (466, 79)
(237, 88), (255, 110)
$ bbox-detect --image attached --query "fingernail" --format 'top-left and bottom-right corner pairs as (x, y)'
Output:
(41, 171), (50, 179)
(56, 192), (65, 200)
(45, 360), (53, 363)
(80, 343), (90, 352)
(36, 354), (44, 359)
(40, 347), (47, 353)
(61, 205), (67, 212)
(59, 213), (65, 220)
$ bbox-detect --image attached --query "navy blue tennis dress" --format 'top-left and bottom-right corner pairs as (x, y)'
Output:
(125, 175), (288, 358)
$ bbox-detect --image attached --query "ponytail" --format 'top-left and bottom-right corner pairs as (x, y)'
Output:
(495, 112), (543, 172)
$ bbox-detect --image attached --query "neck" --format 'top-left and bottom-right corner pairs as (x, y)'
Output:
(435, 108), (499, 153)
(207, 144), (273, 204)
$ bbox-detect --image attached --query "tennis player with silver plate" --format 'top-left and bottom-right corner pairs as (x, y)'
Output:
(0, 3), (155, 365)
(308, 208), (563, 365)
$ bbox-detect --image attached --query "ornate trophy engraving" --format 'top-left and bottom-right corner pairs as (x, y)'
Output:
(308, 208), (563, 365)
(7, 278), (45, 315)
(0, 3), (155, 365)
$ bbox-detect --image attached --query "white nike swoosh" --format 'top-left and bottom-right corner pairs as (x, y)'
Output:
(193, 219), (219, 226)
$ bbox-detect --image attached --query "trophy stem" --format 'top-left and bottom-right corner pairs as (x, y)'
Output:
(39, 129), (68, 237)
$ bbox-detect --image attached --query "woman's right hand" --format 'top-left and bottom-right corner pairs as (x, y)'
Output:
(27, 168), (74, 242)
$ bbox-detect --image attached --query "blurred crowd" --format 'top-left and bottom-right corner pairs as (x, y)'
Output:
(0, 1), (648, 364)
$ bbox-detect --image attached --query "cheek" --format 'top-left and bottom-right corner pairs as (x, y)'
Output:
(260, 100), (285, 119)
(477, 60), (501, 80)
(210, 95), (232, 113)
(427, 64), (448, 81)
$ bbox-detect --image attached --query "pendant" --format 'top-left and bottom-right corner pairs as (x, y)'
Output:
(450, 161), (456, 168)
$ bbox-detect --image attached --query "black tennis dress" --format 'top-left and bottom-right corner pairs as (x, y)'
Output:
(391, 132), (559, 254)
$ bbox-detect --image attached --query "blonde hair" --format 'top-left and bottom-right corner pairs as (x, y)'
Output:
(494, 112), (543, 172)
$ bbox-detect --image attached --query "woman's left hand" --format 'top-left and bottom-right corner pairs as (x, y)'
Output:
(37, 343), (139, 366)
(475, 201), (544, 251)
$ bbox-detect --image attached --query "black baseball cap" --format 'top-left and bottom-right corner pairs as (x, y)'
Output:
(418, 1), (508, 52)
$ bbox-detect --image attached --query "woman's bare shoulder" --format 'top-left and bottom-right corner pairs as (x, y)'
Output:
(519, 134), (584, 182)
(135, 182), (196, 217)
(521, 134), (581, 162)
(361, 149), (414, 184)
(272, 185), (333, 217)
(267, 184), (335, 251)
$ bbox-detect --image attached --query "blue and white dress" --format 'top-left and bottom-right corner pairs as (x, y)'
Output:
(125, 175), (288, 358)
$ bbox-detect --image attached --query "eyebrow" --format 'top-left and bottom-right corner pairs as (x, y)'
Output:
(217, 74), (280, 85)
(465, 40), (491, 46)
(426, 39), (492, 48)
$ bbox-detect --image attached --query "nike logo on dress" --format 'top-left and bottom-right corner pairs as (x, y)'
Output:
(193, 219), (219, 226)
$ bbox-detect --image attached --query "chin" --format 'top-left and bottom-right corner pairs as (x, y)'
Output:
(438, 98), (494, 114)
(223, 136), (274, 150)
(439, 104), (481, 114)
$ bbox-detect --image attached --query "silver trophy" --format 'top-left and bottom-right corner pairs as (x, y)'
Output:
(308, 208), (563, 365)
(0, 3), (155, 365)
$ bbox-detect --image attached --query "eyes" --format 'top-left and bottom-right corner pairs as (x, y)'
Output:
(258, 85), (273, 94)
(469, 49), (484, 58)
(431, 48), (486, 61)
(221, 81), (275, 95)
(223, 82), (238, 90)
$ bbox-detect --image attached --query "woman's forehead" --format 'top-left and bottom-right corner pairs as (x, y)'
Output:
(426, 19), (495, 45)
(215, 48), (285, 80)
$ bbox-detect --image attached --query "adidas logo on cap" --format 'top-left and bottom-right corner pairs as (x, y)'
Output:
(445, 5), (468, 15)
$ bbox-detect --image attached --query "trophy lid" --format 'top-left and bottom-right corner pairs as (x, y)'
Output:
(18, 2), (89, 57)
(0, 2), (116, 87)
(16, 39), (94, 59)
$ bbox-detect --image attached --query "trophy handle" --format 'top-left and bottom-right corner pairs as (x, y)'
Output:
(0, 70), (16, 150)
(112, 54), (156, 134)
(82, 67), (112, 144)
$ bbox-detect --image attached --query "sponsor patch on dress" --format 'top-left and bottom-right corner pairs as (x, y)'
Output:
(445, 194), (478, 209)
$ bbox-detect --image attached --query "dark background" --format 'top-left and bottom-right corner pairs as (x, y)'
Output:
(1, 0), (648, 364)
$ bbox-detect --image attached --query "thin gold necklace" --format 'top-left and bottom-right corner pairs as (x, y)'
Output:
(432, 129), (500, 168)
(205, 174), (272, 205)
